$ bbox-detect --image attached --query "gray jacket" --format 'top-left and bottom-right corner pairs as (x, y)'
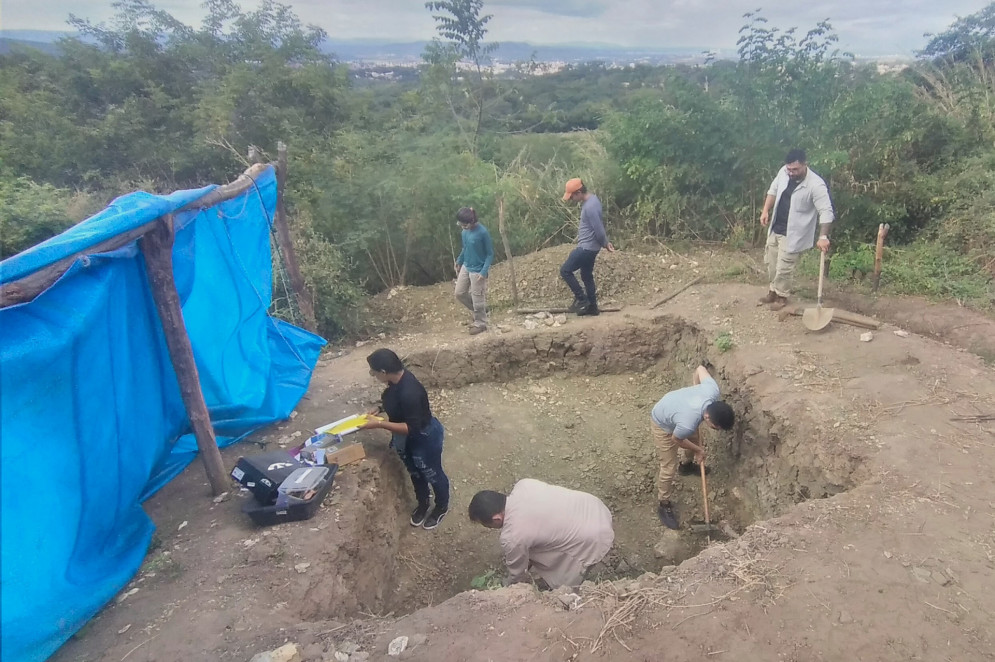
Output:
(766, 166), (835, 253)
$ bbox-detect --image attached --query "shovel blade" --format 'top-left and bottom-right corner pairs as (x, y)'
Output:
(802, 306), (834, 331)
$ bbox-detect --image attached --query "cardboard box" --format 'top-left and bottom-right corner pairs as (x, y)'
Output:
(323, 441), (366, 467)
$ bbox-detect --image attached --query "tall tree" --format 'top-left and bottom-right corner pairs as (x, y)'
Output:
(423, 0), (497, 153)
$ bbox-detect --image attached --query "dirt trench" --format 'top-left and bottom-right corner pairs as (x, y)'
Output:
(298, 314), (870, 618)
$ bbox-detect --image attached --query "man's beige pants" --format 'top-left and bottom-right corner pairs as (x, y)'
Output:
(652, 424), (702, 502)
(454, 266), (488, 328)
(764, 232), (802, 298)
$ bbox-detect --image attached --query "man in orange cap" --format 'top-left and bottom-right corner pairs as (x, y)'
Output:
(560, 178), (615, 315)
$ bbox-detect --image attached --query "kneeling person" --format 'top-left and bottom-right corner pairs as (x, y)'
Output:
(469, 479), (614, 589)
(651, 364), (735, 530)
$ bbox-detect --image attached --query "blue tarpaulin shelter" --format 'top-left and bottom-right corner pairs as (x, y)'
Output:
(0, 165), (325, 662)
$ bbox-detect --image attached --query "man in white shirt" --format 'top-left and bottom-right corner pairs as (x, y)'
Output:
(468, 479), (614, 588)
(758, 149), (835, 311)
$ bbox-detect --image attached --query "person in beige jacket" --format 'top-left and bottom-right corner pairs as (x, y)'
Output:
(468, 479), (615, 588)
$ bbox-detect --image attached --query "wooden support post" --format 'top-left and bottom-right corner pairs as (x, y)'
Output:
(140, 216), (229, 496)
(274, 142), (318, 332)
(496, 196), (519, 308)
(872, 223), (890, 293)
(1, 162), (273, 309)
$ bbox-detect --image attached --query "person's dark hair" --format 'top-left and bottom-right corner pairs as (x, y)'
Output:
(468, 490), (506, 523)
(705, 401), (735, 430)
(577, 184), (587, 195)
(367, 348), (404, 374)
(784, 148), (807, 165)
(456, 207), (477, 224)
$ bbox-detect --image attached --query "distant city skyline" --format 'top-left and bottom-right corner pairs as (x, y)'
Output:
(2, 0), (989, 56)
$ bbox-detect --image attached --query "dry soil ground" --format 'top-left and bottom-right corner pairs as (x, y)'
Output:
(52, 244), (995, 662)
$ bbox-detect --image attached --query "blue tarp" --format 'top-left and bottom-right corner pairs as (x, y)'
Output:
(0, 166), (326, 662)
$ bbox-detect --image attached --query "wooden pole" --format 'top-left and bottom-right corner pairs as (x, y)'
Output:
(515, 306), (622, 314)
(780, 305), (881, 330)
(139, 216), (229, 496)
(274, 142), (318, 332)
(650, 275), (704, 309)
(872, 223), (890, 293)
(1, 163), (273, 309)
(496, 196), (519, 307)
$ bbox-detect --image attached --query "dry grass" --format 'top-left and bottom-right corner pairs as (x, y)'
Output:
(581, 534), (788, 654)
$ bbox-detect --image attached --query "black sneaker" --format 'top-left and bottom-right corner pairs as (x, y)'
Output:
(577, 304), (600, 316)
(410, 503), (430, 527)
(422, 505), (449, 530)
(657, 501), (679, 529)
(678, 461), (711, 476)
(567, 298), (588, 313)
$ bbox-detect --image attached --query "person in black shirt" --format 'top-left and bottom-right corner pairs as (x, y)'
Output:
(361, 348), (450, 529)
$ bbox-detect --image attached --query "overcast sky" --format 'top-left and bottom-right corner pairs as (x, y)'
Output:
(2, 0), (990, 55)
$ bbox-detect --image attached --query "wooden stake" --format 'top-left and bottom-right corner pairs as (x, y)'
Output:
(274, 142), (318, 332)
(140, 216), (228, 496)
(650, 275), (704, 309)
(872, 223), (890, 292)
(496, 196), (519, 307)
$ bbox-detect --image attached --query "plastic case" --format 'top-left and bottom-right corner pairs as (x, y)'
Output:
(276, 466), (329, 508)
(230, 450), (305, 505)
(242, 464), (339, 526)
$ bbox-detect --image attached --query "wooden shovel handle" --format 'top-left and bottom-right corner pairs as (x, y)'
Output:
(817, 249), (826, 307)
(700, 460), (710, 525)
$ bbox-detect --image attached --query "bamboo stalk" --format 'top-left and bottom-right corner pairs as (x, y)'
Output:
(496, 196), (519, 307)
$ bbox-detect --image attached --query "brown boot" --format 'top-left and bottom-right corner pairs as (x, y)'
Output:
(757, 290), (778, 306)
(768, 295), (789, 311)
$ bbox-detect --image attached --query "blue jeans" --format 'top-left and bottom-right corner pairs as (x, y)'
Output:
(396, 417), (450, 510)
(560, 247), (599, 304)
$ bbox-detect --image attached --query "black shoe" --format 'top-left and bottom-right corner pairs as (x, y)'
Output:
(678, 461), (711, 476)
(422, 505), (448, 530)
(576, 304), (600, 316)
(410, 503), (430, 527)
(657, 501), (679, 529)
(567, 297), (588, 313)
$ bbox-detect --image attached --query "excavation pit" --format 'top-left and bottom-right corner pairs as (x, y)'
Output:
(315, 315), (866, 617)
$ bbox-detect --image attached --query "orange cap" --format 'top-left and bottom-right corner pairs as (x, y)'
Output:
(562, 178), (584, 201)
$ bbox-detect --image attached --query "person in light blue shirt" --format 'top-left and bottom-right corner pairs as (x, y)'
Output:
(649, 363), (735, 530)
(560, 178), (615, 316)
(453, 207), (494, 335)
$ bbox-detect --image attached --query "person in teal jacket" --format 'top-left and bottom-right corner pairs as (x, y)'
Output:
(454, 207), (495, 335)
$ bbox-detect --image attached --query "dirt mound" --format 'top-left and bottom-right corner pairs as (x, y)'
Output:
(363, 242), (750, 334)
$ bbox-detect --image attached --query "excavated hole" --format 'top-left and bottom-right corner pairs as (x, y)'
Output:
(307, 315), (864, 618)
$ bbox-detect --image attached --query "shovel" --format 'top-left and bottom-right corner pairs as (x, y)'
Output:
(689, 460), (720, 535)
(802, 250), (834, 331)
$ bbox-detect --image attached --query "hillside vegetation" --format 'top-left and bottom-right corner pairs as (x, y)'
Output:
(2, 0), (993, 336)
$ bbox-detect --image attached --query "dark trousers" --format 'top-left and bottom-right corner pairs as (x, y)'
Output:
(560, 247), (599, 305)
(397, 417), (450, 509)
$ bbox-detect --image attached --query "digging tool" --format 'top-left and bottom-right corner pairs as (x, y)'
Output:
(802, 250), (835, 331)
(689, 460), (720, 535)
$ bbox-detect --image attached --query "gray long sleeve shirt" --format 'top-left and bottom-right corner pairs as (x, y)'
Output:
(576, 195), (609, 251)
(766, 167), (835, 254)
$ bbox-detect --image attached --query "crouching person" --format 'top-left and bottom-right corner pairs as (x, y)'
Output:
(469, 479), (614, 589)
